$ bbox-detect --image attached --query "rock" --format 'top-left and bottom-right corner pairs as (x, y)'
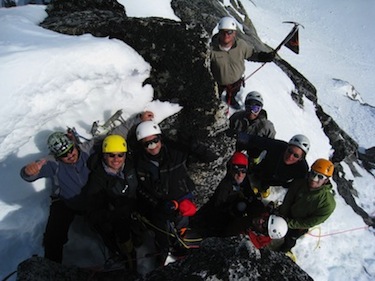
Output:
(17, 237), (313, 281)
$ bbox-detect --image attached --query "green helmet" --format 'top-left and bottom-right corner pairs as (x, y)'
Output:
(47, 132), (74, 157)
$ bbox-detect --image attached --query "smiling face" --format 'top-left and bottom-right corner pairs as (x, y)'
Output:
(104, 152), (126, 171)
(59, 146), (79, 164)
(283, 145), (304, 165)
(141, 135), (162, 156)
(308, 170), (329, 189)
(218, 29), (236, 47)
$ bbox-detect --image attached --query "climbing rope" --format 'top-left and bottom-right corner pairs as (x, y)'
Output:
(306, 225), (370, 250)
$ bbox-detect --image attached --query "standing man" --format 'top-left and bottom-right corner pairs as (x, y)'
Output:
(236, 133), (310, 198)
(276, 158), (336, 254)
(210, 17), (275, 109)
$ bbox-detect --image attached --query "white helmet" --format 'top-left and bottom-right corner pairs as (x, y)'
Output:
(218, 17), (237, 31)
(245, 91), (264, 106)
(289, 134), (310, 154)
(268, 215), (288, 239)
(136, 121), (161, 141)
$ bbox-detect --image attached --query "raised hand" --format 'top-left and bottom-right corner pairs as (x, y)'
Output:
(24, 159), (47, 176)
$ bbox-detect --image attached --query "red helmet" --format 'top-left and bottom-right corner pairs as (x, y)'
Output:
(231, 152), (248, 167)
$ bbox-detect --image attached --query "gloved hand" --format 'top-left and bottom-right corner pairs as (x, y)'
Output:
(236, 132), (251, 151)
(258, 51), (275, 62)
(178, 199), (197, 217)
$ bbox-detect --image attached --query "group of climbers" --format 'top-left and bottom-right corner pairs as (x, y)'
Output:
(19, 16), (337, 275)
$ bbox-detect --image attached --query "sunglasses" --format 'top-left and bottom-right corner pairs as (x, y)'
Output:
(310, 170), (327, 181)
(232, 165), (247, 174)
(220, 30), (234, 35)
(143, 136), (161, 149)
(286, 148), (302, 159)
(245, 104), (262, 114)
(58, 145), (74, 158)
(106, 153), (125, 158)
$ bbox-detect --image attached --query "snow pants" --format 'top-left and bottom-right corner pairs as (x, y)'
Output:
(43, 199), (78, 263)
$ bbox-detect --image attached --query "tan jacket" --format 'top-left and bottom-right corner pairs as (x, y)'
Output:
(210, 35), (254, 86)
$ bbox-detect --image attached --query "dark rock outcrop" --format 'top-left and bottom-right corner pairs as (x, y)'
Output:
(17, 238), (313, 281)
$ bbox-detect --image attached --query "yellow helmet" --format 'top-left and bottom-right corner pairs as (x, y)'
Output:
(102, 135), (127, 153)
(311, 158), (334, 177)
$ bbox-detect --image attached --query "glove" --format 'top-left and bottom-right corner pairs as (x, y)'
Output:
(258, 51), (275, 62)
(178, 199), (197, 217)
(236, 132), (251, 151)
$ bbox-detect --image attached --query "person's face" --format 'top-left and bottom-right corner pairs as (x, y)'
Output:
(283, 145), (304, 165)
(141, 135), (162, 156)
(245, 104), (262, 121)
(231, 165), (247, 184)
(59, 146), (79, 164)
(104, 152), (126, 171)
(219, 29), (236, 45)
(308, 170), (329, 189)
(252, 216), (268, 234)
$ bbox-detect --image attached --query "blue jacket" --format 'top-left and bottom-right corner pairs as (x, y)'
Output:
(20, 141), (95, 210)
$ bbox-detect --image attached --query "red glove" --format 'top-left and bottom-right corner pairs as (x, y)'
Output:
(178, 199), (197, 217)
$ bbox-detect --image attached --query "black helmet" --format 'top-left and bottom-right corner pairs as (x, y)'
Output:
(47, 132), (74, 157)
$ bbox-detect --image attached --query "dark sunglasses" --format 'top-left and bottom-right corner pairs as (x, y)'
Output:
(286, 148), (302, 159)
(220, 30), (234, 35)
(106, 153), (125, 158)
(310, 170), (327, 180)
(232, 166), (247, 174)
(245, 104), (262, 114)
(58, 145), (74, 158)
(143, 136), (161, 149)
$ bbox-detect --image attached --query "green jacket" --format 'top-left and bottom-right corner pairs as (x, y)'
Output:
(210, 35), (254, 86)
(279, 178), (336, 229)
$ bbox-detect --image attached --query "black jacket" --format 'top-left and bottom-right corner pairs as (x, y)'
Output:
(245, 136), (309, 189)
(85, 153), (138, 225)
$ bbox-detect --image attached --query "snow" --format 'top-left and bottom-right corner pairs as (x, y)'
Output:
(0, 1), (374, 280)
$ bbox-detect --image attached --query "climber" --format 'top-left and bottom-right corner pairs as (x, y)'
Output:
(190, 151), (264, 237)
(210, 16), (275, 109)
(236, 133), (310, 198)
(85, 135), (140, 271)
(132, 121), (217, 265)
(275, 158), (336, 254)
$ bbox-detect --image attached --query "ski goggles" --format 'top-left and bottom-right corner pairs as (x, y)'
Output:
(143, 136), (161, 149)
(57, 145), (74, 158)
(310, 170), (327, 181)
(245, 104), (262, 114)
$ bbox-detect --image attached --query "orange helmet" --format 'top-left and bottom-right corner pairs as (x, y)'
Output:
(311, 158), (334, 177)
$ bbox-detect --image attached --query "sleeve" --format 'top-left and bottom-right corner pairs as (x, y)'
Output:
(20, 156), (57, 182)
(110, 113), (142, 139)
